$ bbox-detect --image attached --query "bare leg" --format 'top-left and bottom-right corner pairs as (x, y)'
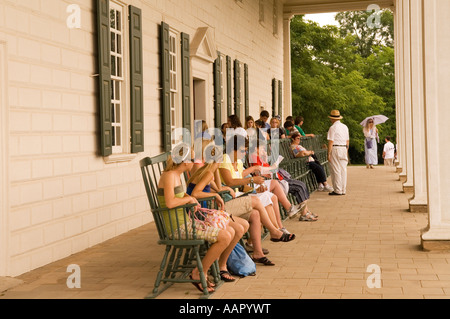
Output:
(269, 195), (283, 229)
(191, 229), (232, 292)
(248, 210), (265, 259)
(250, 196), (284, 240)
(218, 218), (248, 271)
(269, 180), (291, 211)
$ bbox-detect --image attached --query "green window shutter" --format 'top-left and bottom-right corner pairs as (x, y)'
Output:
(278, 80), (283, 118)
(96, 0), (112, 156)
(244, 63), (249, 119)
(226, 56), (232, 117)
(129, 5), (144, 153)
(160, 22), (171, 152)
(234, 59), (241, 116)
(272, 78), (277, 117)
(181, 32), (191, 136)
(214, 51), (222, 128)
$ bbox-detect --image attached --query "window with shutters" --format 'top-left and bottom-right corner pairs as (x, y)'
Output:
(96, 0), (144, 159)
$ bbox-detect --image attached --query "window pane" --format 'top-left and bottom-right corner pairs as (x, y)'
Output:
(116, 10), (121, 31)
(116, 126), (121, 146)
(115, 104), (121, 122)
(111, 56), (116, 76)
(111, 32), (116, 53)
(112, 124), (116, 146)
(117, 34), (121, 54)
(117, 57), (122, 77)
(110, 9), (116, 29)
(111, 103), (115, 122)
(115, 81), (120, 100)
(111, 80), (114, 100)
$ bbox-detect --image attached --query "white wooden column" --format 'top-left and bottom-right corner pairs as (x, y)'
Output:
(421, 0), (450, 249)
(393, 0), (402, 170)
(397, 0), (408, 178)
(408, 0), (427, 212)
(283, 14), (293, 118)
(0, 41), (9, 276)
(401, 0), (414, 192)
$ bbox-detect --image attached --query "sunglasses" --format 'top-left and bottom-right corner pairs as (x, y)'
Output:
(238, 149), (246, 154)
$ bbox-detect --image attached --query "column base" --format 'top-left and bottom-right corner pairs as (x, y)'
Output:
(403, 184), (414, 193)
(399, 175), (407, 183)
(409, 203), (427, 213)
(396, 166), (402, 173)
(421, 227), (450, 251)
(422, 240), (450, 251)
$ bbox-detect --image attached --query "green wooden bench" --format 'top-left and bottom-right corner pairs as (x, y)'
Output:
(140, 153), (223, 299)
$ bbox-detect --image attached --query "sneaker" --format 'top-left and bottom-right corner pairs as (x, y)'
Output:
(317, 184), (325, 191)
(324, 185), (334, 192)
(287, 204), (301, 219)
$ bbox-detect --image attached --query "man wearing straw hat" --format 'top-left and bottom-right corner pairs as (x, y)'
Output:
(327, 110), (349, 196)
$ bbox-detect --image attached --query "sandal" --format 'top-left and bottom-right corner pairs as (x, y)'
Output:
(270, 232), (296, 242)
(189, 274), (215, 293)
(299, 211), (318, 222)
(220, 270), (236, 282)
(252, 256), (275, 266)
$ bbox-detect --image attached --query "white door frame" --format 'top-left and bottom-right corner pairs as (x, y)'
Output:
(0, 41), (9, 276)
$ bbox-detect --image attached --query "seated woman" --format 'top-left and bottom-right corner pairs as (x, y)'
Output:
(157, 144), (240, 293)
(290, 132), (333, 193)
(249, 139), (318, 222)
(219, 135), (296, 248)
(268, 117), (286, 139)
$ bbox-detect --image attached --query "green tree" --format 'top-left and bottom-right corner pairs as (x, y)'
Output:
(336, 9), (394, 58)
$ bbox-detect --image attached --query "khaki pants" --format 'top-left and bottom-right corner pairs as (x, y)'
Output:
(329, 147), (348, 195)
(224, 196), (253, 221)
(384, 158), (394, 166)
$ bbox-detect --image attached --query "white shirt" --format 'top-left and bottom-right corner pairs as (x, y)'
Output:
(327, 121), (349, 145)
(383, 141), (395, 159)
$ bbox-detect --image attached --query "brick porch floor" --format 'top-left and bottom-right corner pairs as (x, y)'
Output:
(1, 165), (450, 299)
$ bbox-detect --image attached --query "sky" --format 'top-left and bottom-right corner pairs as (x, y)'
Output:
(303, 12), (340, 27)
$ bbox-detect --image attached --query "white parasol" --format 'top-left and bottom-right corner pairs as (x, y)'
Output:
(360, 115), (389, 127)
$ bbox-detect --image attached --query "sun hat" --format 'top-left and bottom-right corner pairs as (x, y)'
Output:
(328, 110), (343, 120)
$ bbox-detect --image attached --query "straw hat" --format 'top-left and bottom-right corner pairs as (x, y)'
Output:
(328, 110), (343, 120)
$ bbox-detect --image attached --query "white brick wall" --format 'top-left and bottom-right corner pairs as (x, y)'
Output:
(1, 0), (285, 276)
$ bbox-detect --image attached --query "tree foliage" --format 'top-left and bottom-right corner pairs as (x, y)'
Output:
(291, 11), (396, 164)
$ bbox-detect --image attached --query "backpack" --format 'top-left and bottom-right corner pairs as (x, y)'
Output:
(226, 243), (256, 277)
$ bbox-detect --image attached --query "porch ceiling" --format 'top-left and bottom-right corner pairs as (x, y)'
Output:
(283, 0), (395, 16)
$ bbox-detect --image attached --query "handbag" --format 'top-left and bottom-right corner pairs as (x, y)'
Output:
(226, 243), (256, 277)
(366, 138), (373, 149)
(278, 168), (292, 180)
(197, 207), (233, 230)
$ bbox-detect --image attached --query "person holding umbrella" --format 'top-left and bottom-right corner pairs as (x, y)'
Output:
(360, 115), (388, 169)
(363, 119), (379, 169)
